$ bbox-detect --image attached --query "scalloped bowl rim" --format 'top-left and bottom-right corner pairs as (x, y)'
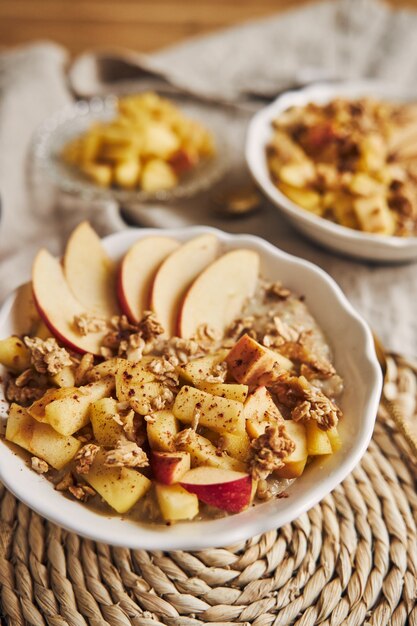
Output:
(0, 226), (382, 550)
(245, 80), (417, 258)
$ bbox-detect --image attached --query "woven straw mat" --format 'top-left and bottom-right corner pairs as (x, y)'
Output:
(1, 353), (417, 626)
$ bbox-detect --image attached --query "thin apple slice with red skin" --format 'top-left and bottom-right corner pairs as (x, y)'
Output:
(150, 451), (191, 485)
(32, 249), (107, 355)
(150, 234), (219, 337)
(118, 236), (179, 323)
(180, 467), (252, 513)
(63, 221), (119, 317)
(178, 249), (260, 339)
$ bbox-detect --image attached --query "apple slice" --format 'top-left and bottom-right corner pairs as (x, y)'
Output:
(180, 467), (252, 513)
(150, 234), (219, 337)
(32, 249), (108, 355)
(150, 451), (191, 484)
(178, 249), (260, 339)
(63, 221), (119, 316)
(118, 236), (179, 323)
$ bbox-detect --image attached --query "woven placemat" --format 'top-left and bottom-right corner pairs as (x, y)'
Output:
(1, 355), (416, 626)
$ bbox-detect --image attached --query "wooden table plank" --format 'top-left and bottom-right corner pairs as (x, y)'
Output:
(1, 0), (416, 55)
(0, 0), (314, 54)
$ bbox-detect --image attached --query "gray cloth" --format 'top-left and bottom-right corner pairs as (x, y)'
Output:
(0, 0), (416, 356)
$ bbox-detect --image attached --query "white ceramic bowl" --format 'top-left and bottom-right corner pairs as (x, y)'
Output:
(0, 226), (382, 550)
(246, 80), (417, 263)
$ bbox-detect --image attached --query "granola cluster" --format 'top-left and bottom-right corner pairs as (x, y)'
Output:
(100, 312), (164, 360)
(272, 374), (341, 430)
(248, 424), (295, 481)
(23, 336), (72, 375)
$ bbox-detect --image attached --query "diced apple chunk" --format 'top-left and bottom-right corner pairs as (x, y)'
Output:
(180, 467), (252, 513)
(179, 350), (229, 385)
(28, 387), (78, 423)
(6, 403), (81, 469)
(90, 397), (124, 447)
(155, 483), (199, 522)
(327, 426), (342, 453)
(173, 386), (245, 434)
(50, 366), (75, 388)
(218, 431), (251, 462)
(196, 382), (248, 403)
(244, 386), (284, 439)
(88, 358), (123, 382)
(86, 450), (151, 514)
(130, 381), (169, 415)
(274, 421), (307, 478)
(45, 377), (115, 436)
(226, 334), (293, 385)
(147, 410), (179, 451)
(0, 336), (31, 373)
(150, 451), (190, 484)
(175, 430), (245, 471)
(115, 357), (156, 401)
(305, 421), (332, 456)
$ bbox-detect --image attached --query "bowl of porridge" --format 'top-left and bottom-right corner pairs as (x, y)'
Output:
(0, 225), (382, 550)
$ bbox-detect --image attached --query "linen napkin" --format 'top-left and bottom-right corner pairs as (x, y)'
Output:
(0, 0), (416, 357)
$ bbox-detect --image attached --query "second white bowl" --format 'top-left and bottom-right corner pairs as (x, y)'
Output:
(246, 80), (417, 263)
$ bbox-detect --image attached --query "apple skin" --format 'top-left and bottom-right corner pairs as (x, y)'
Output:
(180, 467), (252, 513)
(117, 236), (179, 323)
(116, 265), (137, 323)
(32, 249), (106, 356)
(63, 221), (119, 317)
(150, 234), (219, 337)
(178, 249), (259, 339)
(150, 451), (190, 485)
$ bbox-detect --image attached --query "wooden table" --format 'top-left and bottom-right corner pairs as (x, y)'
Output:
(1, 0), (416, 56)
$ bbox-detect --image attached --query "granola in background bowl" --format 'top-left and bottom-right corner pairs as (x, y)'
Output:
(266, 97), (417, 237)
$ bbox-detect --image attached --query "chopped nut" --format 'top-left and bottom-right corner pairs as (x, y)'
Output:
(15, 368), (35, 387)
(73, 313), (108, 336)
(23, 336), (72, 375)
(119, 409), (146, 445)
(136, 311), (164, 342)
(55, 472), (74, 491)
(205, 360), (227, 383)
(163, 337), (203, 365)
(6, 377), (44, 405)
(226, 316), (256, 341)
(31, 457), (49, 474)
(147, 357), (179, 387)
(75, 443), (100, 475)
(191, 324), (221, 350)
(273, 317), (300, 343)
(68, 484), (96, 501)
(265, 281), (292, 300)
(248, 424), (295, 481)
(102, 312), (163, 359)
(104, 441), (149, 468)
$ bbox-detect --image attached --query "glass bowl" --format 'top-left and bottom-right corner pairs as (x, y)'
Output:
(30, 95), (230, 205)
